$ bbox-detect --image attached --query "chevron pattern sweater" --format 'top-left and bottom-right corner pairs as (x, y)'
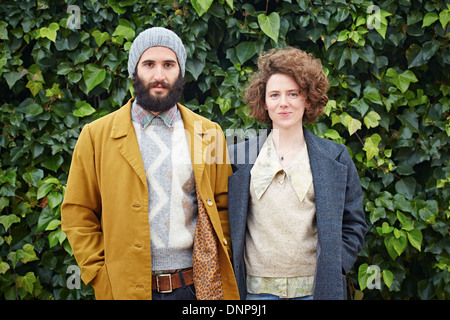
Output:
(131, 102), (198, 271)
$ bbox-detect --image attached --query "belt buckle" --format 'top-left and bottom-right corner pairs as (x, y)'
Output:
(156, 274), (172, 293)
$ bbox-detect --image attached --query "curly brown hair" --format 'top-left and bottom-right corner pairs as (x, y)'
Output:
(245, 46), (329, 125)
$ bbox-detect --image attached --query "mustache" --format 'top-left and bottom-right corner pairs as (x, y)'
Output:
(148, 80), (171, 90)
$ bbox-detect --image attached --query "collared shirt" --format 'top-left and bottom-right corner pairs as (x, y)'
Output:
(131, 100), (178, 129)
(250, 132), (312, 203)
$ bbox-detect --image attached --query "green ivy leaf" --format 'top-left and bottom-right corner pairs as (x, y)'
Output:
(393, 229), (408, 256)
(0, 169), (16, 185)
(45, 219), (61, 231)
(397, 210), (414, 231)
(7, 250), (22, 268)
(371, 207), (386, 225)
(37, 183), (53, 200)
(363, 85), (383, 105)
(381, 221), (394, 234)
(25, 103), (43, 118)
(363, 133), (381, 160)
(368, 9), (391, 39)
(42, 155), (64, 172)
(407, 228), (423, 252)
(358, 263), (369, 290)
(83, 64), (106, 94)
(384, 235), (398, 260)
(22, 168), (44, 187)
(258, 12), (280, 43)
(406, 40), (441, 68)
(0, 197), (9, 213)
(185, 59), (205, 81)
(364, 110), (381, 129)
(386, 68), (418, 93)
(39, 22), (59, 42)
(190, 0), (213, 17)
(418, 200), (439, 221)
(382, 269), (394, 288)
(439, 9), (450, 30)
(21, 244), (39, 264)
(324, 129), (342, 141)
(0, 214), (20, 230)
(73, 100), (96, 117)
(0, 261), (10, 274)
(0, 21), (8, 40)
(217, 97), (232, 115)
(57, 62), (72, 75)
(91, 30), (110, 47)
(112, 19), (135, 41)
(17, 272), (37, 294)
(395, 177), (417, 200)
(343, 113), (362, 136)
(26, 80), (44, 96)
(4, 72), (22, 88)
(422, 12), (439, 27)
(36, 206), (56, 232)
(48, 228), (66, 248)
(235, 41), (258, 65)
(107, 0), (137, 14)
(47, 191), (63, 209)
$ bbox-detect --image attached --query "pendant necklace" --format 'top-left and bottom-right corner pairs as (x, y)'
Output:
(279, 143), (304, 161)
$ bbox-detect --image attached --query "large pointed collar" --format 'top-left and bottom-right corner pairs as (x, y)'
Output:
(250, 132), (313, 202)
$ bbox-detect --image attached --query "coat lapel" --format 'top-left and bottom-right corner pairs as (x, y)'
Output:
(228, 133), (268, 259)
(178, 103), (207, 189)
(228, 165), (251, 256)
(111, 99), (147, 187)
(304, 129), (347, 228)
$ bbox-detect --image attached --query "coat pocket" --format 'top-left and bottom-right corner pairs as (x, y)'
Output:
(91, 264), (114, 300)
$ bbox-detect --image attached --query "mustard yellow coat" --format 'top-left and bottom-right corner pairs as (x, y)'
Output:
(61, 99), (239, 300)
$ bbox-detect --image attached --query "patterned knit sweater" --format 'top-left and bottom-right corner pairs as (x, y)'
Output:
(131, 101), (198, 271)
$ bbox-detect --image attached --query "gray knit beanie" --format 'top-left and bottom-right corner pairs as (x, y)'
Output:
(127, 27), (187, 78)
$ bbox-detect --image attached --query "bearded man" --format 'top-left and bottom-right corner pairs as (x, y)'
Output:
(61, 27), (239, 300)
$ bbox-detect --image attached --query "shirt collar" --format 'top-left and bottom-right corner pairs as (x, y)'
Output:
(250, 132), (313, 202)
(131, 100), (178, 130)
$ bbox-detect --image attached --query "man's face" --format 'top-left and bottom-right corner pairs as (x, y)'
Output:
(132, 46), (184, 114)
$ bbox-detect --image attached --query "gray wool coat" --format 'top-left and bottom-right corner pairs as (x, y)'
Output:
(227, 127), (368, 300)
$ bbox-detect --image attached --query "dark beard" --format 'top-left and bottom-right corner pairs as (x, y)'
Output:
(132, 73), (184, 113)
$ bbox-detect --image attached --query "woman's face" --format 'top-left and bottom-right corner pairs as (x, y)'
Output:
(265, 73), (309, 130)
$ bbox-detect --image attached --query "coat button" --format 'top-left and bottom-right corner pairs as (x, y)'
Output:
(223, 238), (228, 246)
(206, 199), (213, 206)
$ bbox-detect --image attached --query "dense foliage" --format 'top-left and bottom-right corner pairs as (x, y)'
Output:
(0, 0), (448, 300)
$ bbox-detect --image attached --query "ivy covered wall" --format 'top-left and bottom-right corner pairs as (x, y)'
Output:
(0, 0), (449, 299)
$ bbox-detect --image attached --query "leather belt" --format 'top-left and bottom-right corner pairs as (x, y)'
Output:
(152, 268), (194, 293)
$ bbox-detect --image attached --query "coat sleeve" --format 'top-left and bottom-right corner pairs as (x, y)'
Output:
(61, 124), (108, 288)
(339, 147), (368, 274)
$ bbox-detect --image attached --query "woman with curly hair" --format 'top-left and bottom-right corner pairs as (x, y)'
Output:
(228, 47), (367, 300)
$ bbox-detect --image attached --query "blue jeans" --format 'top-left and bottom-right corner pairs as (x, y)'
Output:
(246, 293), (313, 300)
